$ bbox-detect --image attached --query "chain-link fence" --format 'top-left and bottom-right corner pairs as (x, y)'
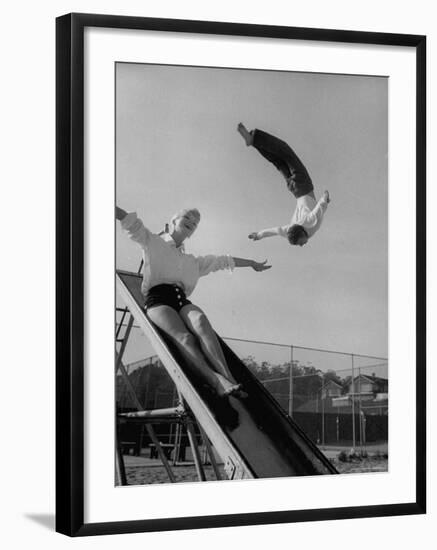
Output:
(116, 320), (388, 453)
(226, 337), (388, 451)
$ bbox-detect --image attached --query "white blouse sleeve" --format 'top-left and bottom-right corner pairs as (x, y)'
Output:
(303, 199), (329, 227)
(196, 254), (235, 277)
(120, 212), (151, 248)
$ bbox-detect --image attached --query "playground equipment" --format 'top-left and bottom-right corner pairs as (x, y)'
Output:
(116, 270), (338, 483)
(118, 405), (223, 482)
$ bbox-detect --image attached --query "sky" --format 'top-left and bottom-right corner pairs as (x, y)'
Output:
(115, 62), (388, 370)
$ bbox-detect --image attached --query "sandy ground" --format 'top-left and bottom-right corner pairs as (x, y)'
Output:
(121, 452), (388, 485)
(125, 462), (226, 485)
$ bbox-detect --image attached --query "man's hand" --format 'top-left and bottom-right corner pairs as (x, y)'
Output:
(251, 260), (271, 272)
(323, 190), (331, 204)
(248, 232), (260, 241)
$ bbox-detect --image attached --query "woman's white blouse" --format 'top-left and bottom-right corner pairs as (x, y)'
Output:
(121, 212), (235, 296)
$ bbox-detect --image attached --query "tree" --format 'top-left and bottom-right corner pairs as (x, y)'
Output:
(323, 369), (343, 386)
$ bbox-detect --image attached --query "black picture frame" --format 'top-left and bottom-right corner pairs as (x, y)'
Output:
(56, 12), (426, 537)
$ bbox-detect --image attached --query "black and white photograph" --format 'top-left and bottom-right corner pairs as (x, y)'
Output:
(52, 9), (425, 538)
(114, 62), (389, 486)
(1, 0), (433, 545)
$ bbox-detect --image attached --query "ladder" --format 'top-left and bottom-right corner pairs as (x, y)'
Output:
(115, 286), (222, 483)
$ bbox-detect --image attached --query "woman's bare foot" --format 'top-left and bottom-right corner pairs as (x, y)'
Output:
(214, 373), (248, 399)
(212, 373), (234, 396)
(233, 388), (249, 400)
(237, 122), (253, 146)
(224, 384), (248, 399)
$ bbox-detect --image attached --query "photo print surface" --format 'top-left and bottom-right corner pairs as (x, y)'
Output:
(115, 62), (388, 486)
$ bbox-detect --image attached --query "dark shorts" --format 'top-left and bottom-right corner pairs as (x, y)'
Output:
(145, 284), (192, 312)
(252, 129), (314, 198)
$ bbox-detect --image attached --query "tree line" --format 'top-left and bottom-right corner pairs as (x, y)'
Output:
(116, 355), (352, 411)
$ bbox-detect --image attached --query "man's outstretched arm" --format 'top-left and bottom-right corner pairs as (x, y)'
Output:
(248, 226), (288, 241)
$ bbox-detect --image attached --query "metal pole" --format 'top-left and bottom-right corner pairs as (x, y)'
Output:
(351, 354), (356, 450)
(177, 424), (184, 463)
(322, 391), (325, 448)
(202, 441), (208, 465)
(115, 423), (128, 486)
(173, 389), (184, 465)
(114, 313), (134, 483)
(358, 367), (363, 452)
(288, 346), (294, 418)
(144, 426), (176, 482)
(117, 353), (177, 483)
(115, 307), (130, 339)
(115, 315), (134, 374)
(199, 424), (222, 480)
(172, 423), (181, 466)
(186, 421), (206, 481)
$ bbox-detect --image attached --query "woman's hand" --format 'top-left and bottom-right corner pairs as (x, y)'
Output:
(116, 206), (128, 220)
(251, 259), (271, 272)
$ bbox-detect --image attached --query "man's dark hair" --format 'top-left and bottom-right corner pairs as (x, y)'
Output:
(287, 224), (308, 245)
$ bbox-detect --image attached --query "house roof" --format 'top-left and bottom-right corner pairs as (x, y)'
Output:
(349, 374), (388, 384)
(321, 379), (343, 389)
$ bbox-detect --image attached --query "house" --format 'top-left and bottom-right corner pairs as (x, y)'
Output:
(331, 374), (388, 412)
(320, 379), (343, 399)
(343, 374), (388, 399)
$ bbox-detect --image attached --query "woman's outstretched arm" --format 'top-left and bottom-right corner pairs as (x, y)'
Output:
(116, 207), (150, 248)
(196, 254), (271, 277)
(232, 257), (271, 271)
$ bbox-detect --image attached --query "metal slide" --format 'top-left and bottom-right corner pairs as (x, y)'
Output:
(116, 270), (338, 479)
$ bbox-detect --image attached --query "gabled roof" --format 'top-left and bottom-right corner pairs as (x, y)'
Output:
(351, 374), (388, 384)
(321, 379), (343, 389)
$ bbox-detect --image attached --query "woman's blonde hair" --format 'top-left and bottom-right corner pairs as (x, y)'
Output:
(170, 208), (201, 225)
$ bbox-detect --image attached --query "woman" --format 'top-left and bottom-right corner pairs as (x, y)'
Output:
(116, 205), (271, 398)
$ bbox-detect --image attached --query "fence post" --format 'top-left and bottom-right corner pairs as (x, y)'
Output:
(358, 367), (363, 451)
(321, 390), (325, 447)
(288, 346), (294, 418)
(351, 354), (356, 450)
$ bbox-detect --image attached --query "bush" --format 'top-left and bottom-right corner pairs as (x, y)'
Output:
(373, 450), (388, 460)
(348, 450), (361, 462)
(337, 450), (348, 462)
(337, 449), (368, 462)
